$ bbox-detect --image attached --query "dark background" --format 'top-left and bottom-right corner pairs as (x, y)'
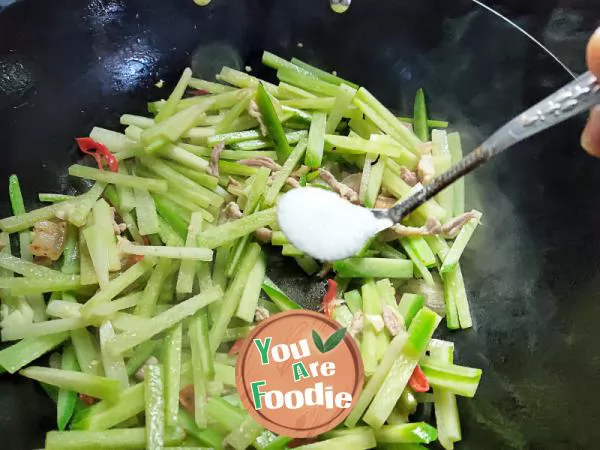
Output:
(0, 0), (597, 76)
(0, 0), (599, 449)
(490, 0), (598, 73)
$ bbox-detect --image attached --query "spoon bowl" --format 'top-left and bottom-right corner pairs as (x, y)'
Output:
(277, 187), (392, 262)
(1, 0), (599, 448)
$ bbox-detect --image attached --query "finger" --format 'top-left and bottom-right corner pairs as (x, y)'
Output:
(582, 105), (600, 157)
(587, 27), (600, 77)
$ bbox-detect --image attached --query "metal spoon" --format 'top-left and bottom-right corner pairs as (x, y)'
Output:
(375, 71), (600, 225)
(277, 71), (600, 262)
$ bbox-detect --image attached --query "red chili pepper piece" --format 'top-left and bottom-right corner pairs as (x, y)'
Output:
(76, 137), (105, 169)
(76, 137), (119, 172)
(321, 279), (338, 318)
(131, 255), (145, 263)
(76, 139), (104, 170)
(408, 364), (430, 393)
(228, 338), (246, 356)
(78, 393), (97, 406)
(188, 89), (210, 96)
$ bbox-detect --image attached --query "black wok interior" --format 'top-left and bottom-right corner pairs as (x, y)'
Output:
(1, 0), (600, 448)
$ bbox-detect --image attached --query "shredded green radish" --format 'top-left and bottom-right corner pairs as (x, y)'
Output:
(0, 51), (482, 449)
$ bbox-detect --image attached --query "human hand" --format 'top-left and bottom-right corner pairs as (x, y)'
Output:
(582, 28), (600, 156)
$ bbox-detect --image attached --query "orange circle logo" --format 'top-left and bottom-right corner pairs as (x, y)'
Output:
(236, 310), (364, 438)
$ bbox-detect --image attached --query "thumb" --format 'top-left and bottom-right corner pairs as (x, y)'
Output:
(587, 27), (600, 78)
(582, 106), (600, 157)
(582, 28), (600, 156)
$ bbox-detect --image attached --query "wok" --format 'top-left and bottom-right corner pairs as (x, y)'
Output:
(0, 0), (599, 448)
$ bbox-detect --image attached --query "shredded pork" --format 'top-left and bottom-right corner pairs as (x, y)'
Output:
(210, 142), (225, 177)
(318, 168), (359, 203)
(224, 202), (243, 220)
(383, 305), (405, 336)
(388, 217), (442, 238)
(226, 177), (244, 197)
(29, 219), (68, 261)
(238, 156), (281, 171)
(441, 211), (479, 238)
(383, 211), (478, 240)
(254, 227), (273, 243)
(286, 177), (300, 189)
(348, 311), (364, 337)
(266, 174), (301, 188)
(248, 100), (267, 136)
(399, 166), (418, 187)
(110, 207), (127, 235)
(113, 221), (127, 235)
(254, 306), (270, 322)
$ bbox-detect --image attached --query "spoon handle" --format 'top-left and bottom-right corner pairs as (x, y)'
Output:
(385, 71), (600, 223)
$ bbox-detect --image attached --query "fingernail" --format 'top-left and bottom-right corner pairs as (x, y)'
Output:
(582, 106), (600, 156)
(581, 120), (592, 153)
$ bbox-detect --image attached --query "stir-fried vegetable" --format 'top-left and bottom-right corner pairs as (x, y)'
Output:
(0, 51), (483, 449)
